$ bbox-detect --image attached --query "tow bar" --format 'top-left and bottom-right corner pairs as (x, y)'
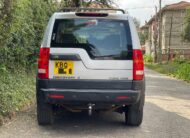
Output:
(88, 103), (95, 116)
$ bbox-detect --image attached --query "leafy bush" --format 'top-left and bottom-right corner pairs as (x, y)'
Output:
(0, 0), (57, 69)
(146, 60), (190, 82)
(0, 70), (35, 117)
(144, 54), (153, 63)
(175, 62), (190, 81)
(0, 0), (45, 123)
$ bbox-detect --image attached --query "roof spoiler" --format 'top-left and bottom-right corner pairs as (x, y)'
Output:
(59, 8), (125, 14)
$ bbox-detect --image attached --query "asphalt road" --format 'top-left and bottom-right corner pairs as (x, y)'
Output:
(0, 68), (190, 138)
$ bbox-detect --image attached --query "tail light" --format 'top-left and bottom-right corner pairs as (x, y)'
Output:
(38, 48), (50, 79)
(133, 49), (144, 80)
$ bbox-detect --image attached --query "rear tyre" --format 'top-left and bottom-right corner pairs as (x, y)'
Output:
(37, 92), (54, 125)
(125, 94), (144, 126)
(37, 102), (54, 125)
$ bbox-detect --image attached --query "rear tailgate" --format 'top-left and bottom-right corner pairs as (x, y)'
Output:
(49, 48), (133, 80)
(48, 18), (133, 80)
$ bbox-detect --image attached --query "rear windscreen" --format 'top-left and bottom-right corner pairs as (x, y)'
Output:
(51, 19), (132, 60)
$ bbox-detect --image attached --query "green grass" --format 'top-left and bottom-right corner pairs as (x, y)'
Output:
(0, 68), (35, 124)
(145, 60), (190, 82)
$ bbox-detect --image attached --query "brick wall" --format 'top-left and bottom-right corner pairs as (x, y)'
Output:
(162, 49), (190, 61)
(162, 10), (190, 50)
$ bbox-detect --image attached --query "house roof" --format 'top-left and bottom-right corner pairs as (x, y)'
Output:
(146, 15), (156, 25)
(145, 1), (190, 25)
(163, 1), (190, 11)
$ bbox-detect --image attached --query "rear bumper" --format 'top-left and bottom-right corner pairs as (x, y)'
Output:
(37, 79), (145, 105)
(42, 89), (140, 104)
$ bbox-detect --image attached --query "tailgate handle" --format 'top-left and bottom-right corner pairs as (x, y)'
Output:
(50, 54), (81, 61)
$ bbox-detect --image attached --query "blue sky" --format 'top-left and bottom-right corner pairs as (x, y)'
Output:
(117, 0), (190, 26)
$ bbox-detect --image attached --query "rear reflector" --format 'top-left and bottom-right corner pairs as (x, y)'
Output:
(133, 50), (144, 80)
(48, 94), (65, 99)
(116, 96), (129, 100)
(38, 48), (50, 79)
(76, 12), (108, 17)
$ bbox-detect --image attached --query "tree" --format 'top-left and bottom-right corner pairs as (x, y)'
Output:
(0, 0), (13, 46)
(131, 17), (146, 45)
(0, 0), (58, 68)
(85, 0), (113, 7)
(61, 0), (80, 7)
(183, 8), (190, 42)
(61, 0), (113, 7)
(139, 32), (148, 45)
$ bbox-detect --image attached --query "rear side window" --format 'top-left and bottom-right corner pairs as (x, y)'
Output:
(51, 19), (132, 60)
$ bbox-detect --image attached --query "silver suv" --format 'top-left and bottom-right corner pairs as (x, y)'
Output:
(36, 8), (145, 126)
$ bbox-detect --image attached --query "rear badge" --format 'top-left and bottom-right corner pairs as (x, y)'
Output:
(120, 78), (129, 80)
(109, 77), (129, 80)
(53, 76), (76, 79)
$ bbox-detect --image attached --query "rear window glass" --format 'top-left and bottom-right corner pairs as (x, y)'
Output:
(51, 19), (132, 60)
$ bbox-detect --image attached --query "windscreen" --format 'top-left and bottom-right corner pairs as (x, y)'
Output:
(51, 19), (132, 60)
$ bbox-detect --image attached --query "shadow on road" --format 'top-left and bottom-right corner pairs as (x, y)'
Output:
(33, 102), (190, 138)
(1, 102), (190, 138)
(39, 111), (129, 135)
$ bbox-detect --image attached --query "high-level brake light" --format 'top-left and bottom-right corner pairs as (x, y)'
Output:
(76, 12), (108, 17)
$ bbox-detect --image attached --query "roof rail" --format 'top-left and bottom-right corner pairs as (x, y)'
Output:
(59, 7), (125, 14)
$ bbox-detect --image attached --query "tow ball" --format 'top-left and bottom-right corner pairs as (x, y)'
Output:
(88, 103), (95, 116)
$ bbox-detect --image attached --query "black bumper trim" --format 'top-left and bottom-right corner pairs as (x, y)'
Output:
(37, 79), (145, 105)
(37, 79), (144, 90)
(41, 88), (141, 104)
